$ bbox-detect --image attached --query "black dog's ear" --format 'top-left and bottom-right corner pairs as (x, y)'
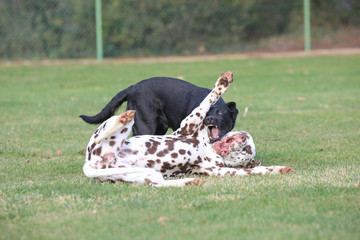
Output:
(226, 102), (239, 131)
(226, 102), (239, 120)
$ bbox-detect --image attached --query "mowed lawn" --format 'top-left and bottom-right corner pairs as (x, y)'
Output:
(0, 55), (359, 240)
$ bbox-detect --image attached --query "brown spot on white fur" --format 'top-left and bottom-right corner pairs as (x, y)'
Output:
(145, 178), (158, 185)
(120, 128), (128, 134)
(146, 139), (161, 155)
(156, 149), (169, 157)
(93, 146), (102, 156)
(146, 160), (156, 168)
(90, 142), (96, 150)
(244, 145), (252, 155)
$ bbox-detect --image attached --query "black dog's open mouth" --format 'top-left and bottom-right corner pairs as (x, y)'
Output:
(208, 125), (220, 142)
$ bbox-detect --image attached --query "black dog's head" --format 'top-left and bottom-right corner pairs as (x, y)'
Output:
(204, 102), (239, 143)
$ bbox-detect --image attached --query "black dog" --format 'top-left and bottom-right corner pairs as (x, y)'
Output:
(80, 77), (238, 142)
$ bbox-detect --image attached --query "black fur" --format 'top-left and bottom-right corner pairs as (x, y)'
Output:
(80, 77), (238, 142)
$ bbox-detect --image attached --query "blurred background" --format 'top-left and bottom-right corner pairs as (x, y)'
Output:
(1, 0), (359, 60)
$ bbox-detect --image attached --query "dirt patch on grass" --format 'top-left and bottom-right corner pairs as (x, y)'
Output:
(1, 48), (360, 67)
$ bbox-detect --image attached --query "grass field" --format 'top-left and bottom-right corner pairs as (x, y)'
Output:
(1, 55), (359, 239)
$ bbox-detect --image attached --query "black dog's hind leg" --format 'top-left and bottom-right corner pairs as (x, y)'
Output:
(130, 111), (168, 136)
(125, 101), (167, 136)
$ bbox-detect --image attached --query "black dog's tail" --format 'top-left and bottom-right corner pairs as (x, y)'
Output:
(79, 87), (130, 124)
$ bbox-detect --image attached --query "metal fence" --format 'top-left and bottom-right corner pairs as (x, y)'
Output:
(0, 0), (359, 60)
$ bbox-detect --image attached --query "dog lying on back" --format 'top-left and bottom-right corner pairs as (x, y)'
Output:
(80, 77), (238, 143)
(83, 72), (293, 187)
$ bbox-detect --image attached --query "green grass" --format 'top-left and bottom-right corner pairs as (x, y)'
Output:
(1, 55), (359, 239)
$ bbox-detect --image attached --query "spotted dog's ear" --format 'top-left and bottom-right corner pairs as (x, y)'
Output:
(226, 102), (239, 128)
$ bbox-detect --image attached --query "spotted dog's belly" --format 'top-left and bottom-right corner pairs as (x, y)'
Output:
(118, 134), (214, 177)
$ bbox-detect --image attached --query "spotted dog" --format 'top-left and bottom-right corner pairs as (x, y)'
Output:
(83, 72), (293, 187)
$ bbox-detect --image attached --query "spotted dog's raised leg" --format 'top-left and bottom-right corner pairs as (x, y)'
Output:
(94, 110), (136, 144)
(174, 71), (233, 137)
(84, 110), (142, 179)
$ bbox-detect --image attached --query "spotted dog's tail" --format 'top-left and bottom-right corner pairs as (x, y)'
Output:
(83, 163), (143, 178)
(80, 86), (132, 124)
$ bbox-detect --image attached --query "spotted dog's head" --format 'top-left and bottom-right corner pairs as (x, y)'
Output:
(212, 131), (256, 167)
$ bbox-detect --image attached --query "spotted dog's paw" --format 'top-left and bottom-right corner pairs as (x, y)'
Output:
(218, 71), (233, 87)
(273, 166), (294, 174)
(279, 166), (293, 174)
(94, 110), (136, 144)
(119, 110), (136, 125)
(185, 178), (205, 186)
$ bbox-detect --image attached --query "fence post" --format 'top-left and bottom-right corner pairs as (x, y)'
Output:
(303, 0), (311, 52)
(95, 0), (103, 61)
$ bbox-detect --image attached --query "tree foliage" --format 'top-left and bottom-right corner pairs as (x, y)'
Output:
(0, 0), (358, 59)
